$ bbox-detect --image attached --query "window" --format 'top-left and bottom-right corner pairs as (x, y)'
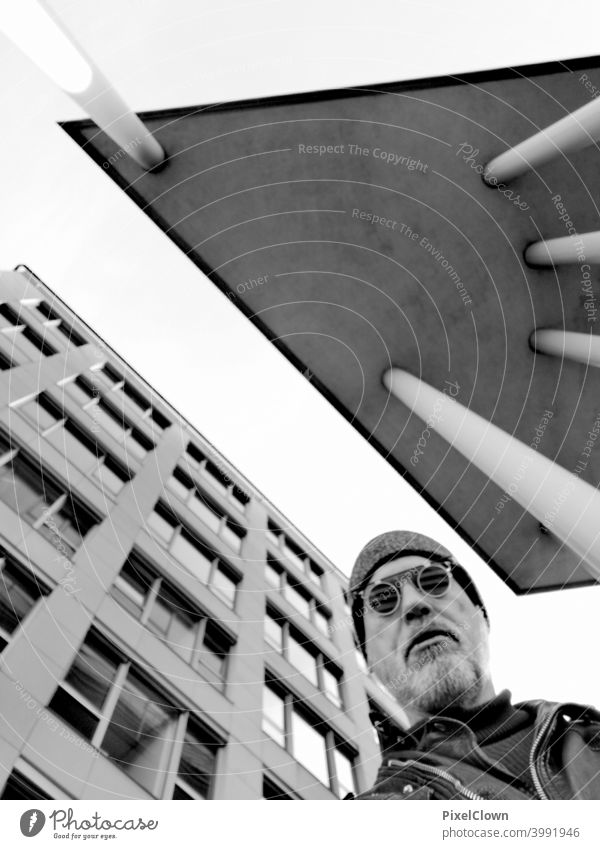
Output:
(308, 562), (325, 587)
(313, 606), (331, 638)
(284, 581), (312, 620)
(49, 629), (223, 798)
(1, 770), (52, 800)
(265, 558), (282, 590)
(267, 520), (324, 587)
(47, 420), (98, 473)
(332, 747), (355, 799)
(101, 670), (177, 777)
(264, 608), (343, 707)
(291, 710), (329, 785)
(62, 375), (98, 407)
(33, 299), (59, 321)
(0, 441), (99, 556)
(15, 393), (132, 495)
(170, 529), (212, 582)
(16, 393), (61, 432)
(0, 303), (21, 328)
(32, 299), (86, 347)
(101, 364), (121, 385)
(264, 612), (283, 651)
(110, 551), (235, 682)
(288, 633), (319, 687)
(262, 776), (295, 800)
(146, 502), (241, 608)
(174, 720), (220, 799)
(111, 555), (150, 617)
(183, 442), (250, 510)
(266, 555), (331, 635)
(262, 682), (286, 747)
(120, 380), (150, 413)
(0, 344), (14, 370)
(211, 565), (238, 607)
(167, 467), (246, 552)
(321, 665), (342, 709)
(39, 494), (97, 555)
(0, 552), (49, 651)
(94, 454), (130, 495)
(97, 364), (170, 432)
(0, 302), (57, 358)
(21, 324), (57, 356)
(87, 395), (155, 459)
(262, 677), (356, 797)
(147, 503), (177, 544)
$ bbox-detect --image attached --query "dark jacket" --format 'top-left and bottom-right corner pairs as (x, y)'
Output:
(350, 699), (600, 800)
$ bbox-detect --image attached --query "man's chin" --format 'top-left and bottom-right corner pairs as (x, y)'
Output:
(379, 653), (482, 714)
(409, 657), (482, 714)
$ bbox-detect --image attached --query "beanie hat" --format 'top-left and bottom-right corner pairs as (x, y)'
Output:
(350, 530), (489, 656)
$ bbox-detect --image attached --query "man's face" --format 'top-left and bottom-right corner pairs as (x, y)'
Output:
(363, 555), (492, 716)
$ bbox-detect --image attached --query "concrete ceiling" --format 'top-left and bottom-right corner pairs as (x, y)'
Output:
(63, 55), (600, 594)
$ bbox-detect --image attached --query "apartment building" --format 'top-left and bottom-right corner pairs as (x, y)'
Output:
(0, 266), (398, 800)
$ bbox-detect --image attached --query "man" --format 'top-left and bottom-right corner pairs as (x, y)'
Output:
(347, 530), (600, 800)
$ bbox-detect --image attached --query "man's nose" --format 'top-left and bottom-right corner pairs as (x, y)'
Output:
(401, 582), (433, 623)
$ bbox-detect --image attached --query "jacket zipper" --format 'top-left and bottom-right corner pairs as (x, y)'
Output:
(388, 758), (486, 800)
(528, 709), (558, 801)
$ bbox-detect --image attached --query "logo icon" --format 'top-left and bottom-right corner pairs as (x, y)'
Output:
(19, 809), (46, 837)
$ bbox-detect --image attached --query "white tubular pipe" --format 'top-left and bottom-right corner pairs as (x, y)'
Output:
(525, 232), (600, 266)
(383, 368), (600, 576)
(71, 73), (165, 170)
(531, 329), (600, 368)
(1, 1), (165, 170)
(483, 96), (600, 184)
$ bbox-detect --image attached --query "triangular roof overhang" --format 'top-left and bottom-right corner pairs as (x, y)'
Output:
(62, 54), (600, 595)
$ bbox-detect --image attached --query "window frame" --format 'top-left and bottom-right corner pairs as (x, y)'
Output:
(264, 606), (343, 707)
(98, 364), (171, 432)
(166, 467), (246, 551)
(110, 552), (235, 683)
(14, 391), (132, 495)
(49, 629), (224, 798)
(25, 298), (86, 348)
(0, 551), (49, 650)
(266, 520), (325, 589)
(262, 774), (297, 800)
(0, 302), (57, 358)
(147, 501), (241, 609)
(183, 442), (250, 512)
(0, 438), (99, 555)
(262, 676), (356, 798)
(265, 554), (331, 636)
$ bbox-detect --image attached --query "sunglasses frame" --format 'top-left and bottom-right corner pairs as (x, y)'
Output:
(359, 560), (453, 617)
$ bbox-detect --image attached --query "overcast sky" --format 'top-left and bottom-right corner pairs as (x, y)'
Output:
(2, 0), (600, 707)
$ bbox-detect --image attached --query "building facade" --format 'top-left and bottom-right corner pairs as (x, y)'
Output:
(0, 266), (398, 800)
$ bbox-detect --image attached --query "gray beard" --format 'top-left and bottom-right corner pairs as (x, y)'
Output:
(379, 649), (484, 715)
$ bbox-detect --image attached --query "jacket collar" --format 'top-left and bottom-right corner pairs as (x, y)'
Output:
(372, 689), (521, 751)
(372, 694), (600, 754)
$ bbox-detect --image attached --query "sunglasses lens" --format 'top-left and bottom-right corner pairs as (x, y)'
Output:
(366, 582), (399, 615)
(418, 564), (450, 596)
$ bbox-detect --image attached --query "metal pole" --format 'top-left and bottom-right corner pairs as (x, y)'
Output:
(1, 1), (165, 171)
(530, 329), (600, 368)
(383, 367), (600, 576)
(484, 97), (600, 184)
(525, 232), (600, 266)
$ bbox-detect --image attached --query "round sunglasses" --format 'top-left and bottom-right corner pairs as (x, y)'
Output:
(360, 562), (452, 616)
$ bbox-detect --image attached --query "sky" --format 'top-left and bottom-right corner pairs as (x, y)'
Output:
(1, 0), (600, 708)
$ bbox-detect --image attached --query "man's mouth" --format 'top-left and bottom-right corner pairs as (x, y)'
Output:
(405, 628), (459, 660)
